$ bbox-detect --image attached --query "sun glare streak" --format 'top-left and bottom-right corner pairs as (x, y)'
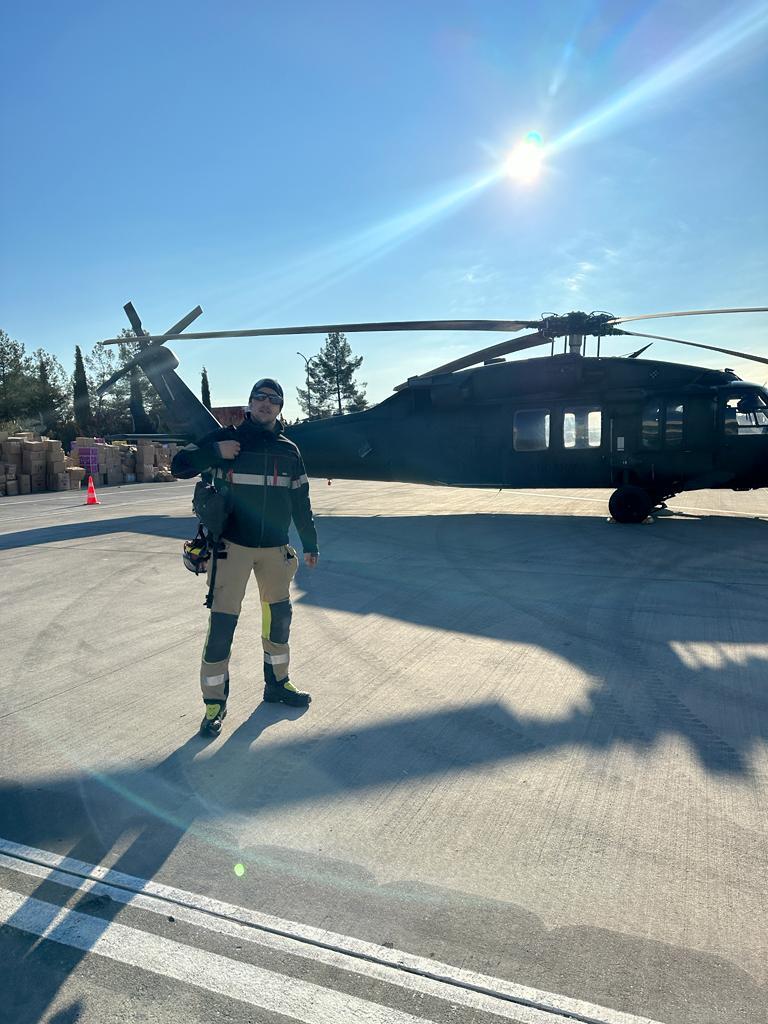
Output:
(228, 167), (504, 320)
(550, 1), (768, 155)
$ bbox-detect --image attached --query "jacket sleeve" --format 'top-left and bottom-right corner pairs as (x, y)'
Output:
(289, 454), (319, 554)
(171, 429), (230, 479)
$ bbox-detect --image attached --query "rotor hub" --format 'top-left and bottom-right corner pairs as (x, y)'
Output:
(539, 312), (623, 339)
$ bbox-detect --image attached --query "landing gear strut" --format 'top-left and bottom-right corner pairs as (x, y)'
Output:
(608, 485), (654, 524)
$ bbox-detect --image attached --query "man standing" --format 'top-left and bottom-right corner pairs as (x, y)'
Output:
(171, 379), (319, 736)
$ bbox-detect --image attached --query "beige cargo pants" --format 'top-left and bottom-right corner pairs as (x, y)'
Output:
(200, 539), (299, 704)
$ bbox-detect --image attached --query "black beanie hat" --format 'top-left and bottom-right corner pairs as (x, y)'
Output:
(250, 378), (284, 402)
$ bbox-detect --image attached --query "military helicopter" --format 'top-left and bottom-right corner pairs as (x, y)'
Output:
(98, 303), (768, 523)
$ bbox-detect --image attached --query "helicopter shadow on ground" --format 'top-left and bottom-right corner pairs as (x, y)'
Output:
(291, 510), (768, 777)
(4, 501), (768, 1020)
(3, 505), (768, 779)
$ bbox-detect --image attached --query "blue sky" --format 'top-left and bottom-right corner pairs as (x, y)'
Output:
(2, 0), (767, 419)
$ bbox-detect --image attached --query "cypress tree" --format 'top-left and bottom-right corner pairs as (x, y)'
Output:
(201, 366), (212, 410)
(73, 345), (95, 433)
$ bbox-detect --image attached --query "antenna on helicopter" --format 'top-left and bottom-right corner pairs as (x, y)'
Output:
(625, 343), (654, 359)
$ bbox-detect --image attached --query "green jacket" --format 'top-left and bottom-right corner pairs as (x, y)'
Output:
(171, 417), (318, 553)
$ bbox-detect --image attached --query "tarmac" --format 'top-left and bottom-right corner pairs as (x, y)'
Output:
(1, 479), (766, 1024)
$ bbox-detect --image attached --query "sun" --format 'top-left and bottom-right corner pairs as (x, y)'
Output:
(505, 131), (545, 184)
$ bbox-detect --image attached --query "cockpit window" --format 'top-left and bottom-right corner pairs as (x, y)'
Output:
(723, 394), (768, 435)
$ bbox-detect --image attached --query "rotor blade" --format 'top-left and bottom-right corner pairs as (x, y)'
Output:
(100, 319), (536, 345)
(163, 305), (203, 338)
(610, 306), (768, 325)
(620, 330), (768, 367)
(122, 303), (204, 345)
(394, 332), (549, 390)
(95, 350), (146, 396)
(123, 301), (144, 336)
(97, 306), (205, 395)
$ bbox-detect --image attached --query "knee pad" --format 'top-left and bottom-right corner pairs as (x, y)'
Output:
(263, 599), (292, 645)
(204, 612), (238, 663)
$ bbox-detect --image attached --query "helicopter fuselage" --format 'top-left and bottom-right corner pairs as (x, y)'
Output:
(285, 355), (768, 502)
(101, 301), (768, 521)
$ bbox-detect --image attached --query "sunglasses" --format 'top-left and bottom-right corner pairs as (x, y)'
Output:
(250, 391), (283, 406)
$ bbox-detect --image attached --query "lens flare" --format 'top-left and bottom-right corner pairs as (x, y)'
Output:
(234, 862), (246, 877)
(506, 132), (545, 184)
(550, 2), (768, 155)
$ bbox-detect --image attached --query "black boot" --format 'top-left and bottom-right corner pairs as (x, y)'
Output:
(200, 702), (227, 736)
(263, 680), (311, 707)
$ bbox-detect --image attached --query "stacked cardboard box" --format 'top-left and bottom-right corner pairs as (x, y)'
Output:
(0, 432), (181, 496)
(20, 440), (47, 493)
(135, 441), (156, 483)
(115, 441), (137, 482)
(0, 459), (17, 496)
(0, 434), (22, 496)
(44, 439), (70, 491)
(0, 460), (18, 496)
(67, 466), (86, 490)
(71, 438), (100, 484)
(101, 442), (123, 486)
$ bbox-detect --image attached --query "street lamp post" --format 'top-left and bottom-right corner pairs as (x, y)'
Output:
(297, 351), (313, 420)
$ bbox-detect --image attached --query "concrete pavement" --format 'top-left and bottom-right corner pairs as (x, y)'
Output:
(1, 480), (766, 1023)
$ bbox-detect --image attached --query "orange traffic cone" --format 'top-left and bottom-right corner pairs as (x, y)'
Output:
(84, 475), (101, 505)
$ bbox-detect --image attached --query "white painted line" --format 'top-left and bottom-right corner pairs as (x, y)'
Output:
(0, 853), (566, 1024)
(0, 887), (428, 1024)
(0, 838), (665, 1024)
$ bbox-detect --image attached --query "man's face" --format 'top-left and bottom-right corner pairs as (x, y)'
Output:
(249, 387), (283, 427)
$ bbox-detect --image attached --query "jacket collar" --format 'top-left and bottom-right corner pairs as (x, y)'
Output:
(238, 414), (283, 440)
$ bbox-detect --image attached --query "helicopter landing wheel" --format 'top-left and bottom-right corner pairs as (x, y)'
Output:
(609, 485), (654, 524)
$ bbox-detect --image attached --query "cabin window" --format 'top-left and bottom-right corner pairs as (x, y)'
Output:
(641, 402), (661, 448)
(563, 408), (601, 448)
(723, 394), (768, 435)
(514, 409), (550, 451)
(665, 402), (684, 447)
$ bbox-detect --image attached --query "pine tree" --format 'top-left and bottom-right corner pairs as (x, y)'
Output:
(73, 345), (95, 434)
(32, 349), (69, 431)
(0, 330), (35, 423)
(201, 366), (212, 409)
(296, 358), (329, 419)
(296, 332), (367, 418)
(85, 342), (129, 435)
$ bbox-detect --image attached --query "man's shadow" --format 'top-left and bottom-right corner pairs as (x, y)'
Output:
(4, 704), (307, 1024)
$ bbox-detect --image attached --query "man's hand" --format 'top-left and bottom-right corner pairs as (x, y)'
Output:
(304, 553), (319, 568)
(216, 440), (241, 459)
